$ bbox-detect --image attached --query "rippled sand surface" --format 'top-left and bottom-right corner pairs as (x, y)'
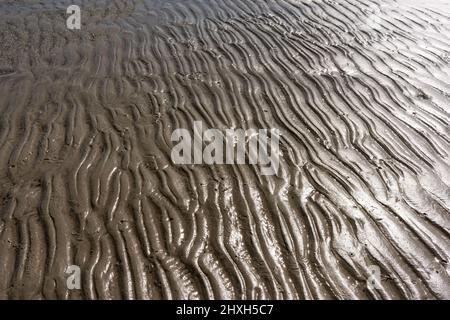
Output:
(1, 0), (450, 299)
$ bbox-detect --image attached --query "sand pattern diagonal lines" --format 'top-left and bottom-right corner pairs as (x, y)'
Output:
(0, 0), (450, 299)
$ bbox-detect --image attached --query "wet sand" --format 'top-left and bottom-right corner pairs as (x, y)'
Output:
(0, 0), (450, 299)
